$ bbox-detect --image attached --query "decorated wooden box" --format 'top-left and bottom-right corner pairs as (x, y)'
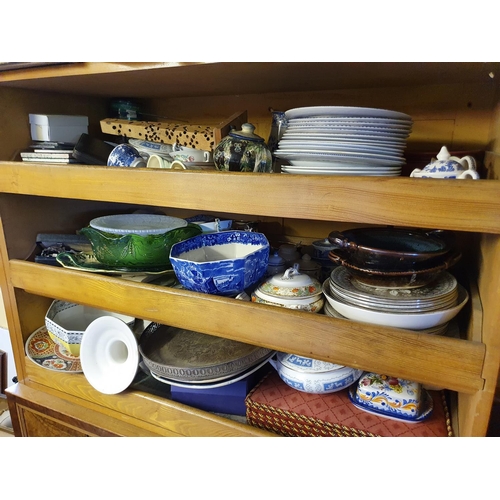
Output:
(100, 111), (248, 152)
(245, 371), (453, 437)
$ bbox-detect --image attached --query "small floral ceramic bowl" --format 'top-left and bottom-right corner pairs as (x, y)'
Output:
(348, 372), (433, 422)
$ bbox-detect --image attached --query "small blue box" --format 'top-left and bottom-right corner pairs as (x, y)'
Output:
(170, 364), (271, 416)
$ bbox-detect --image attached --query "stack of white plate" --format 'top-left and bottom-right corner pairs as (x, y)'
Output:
(274, 106), (412, 176)
(322, 267), (469, 330)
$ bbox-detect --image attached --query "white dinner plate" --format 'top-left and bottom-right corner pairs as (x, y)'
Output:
(281, 168), (400, 176)
(287, 116), (413, 126)
(80, 316), (139, 394)
(89, 213), (188, 235)
(278, 141), (406, 156)
(284, 126), (410, 138)
(275, 151), (405, 166)
(287, 159), (402, 169)
(282, 164), (401, 171)
(285, 106), (412, 121)
(281, 131), (408, 144)
(285, 122), (412, 132)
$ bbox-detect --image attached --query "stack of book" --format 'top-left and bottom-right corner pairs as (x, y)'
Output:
(20, 141), (77, 164)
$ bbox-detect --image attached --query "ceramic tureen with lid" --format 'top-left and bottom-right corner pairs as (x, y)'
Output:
(251, 265), (324, 312)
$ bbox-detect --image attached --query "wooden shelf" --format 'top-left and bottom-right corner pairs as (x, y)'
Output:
(1, 62), (499, 98)
(8, 260), (485, 394)
(1, 163), (500, 233)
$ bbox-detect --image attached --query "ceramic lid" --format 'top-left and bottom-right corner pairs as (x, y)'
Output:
(277, 352), (344, 373)
(229, 123), (265, 142)
(256, 265), (322, 299)
(268, 251), (286, 265)
(293, 254), (320, 272)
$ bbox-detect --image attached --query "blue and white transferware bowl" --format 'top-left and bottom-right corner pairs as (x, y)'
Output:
(277, 352), (344, 373)
(270, 356), (362, 394)
(348, 372), (433, 422)
(169, 230), (270, 296)
(107, 143), (147, 168)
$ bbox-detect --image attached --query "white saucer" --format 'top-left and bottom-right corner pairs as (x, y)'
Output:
(80, 316), (139, 394)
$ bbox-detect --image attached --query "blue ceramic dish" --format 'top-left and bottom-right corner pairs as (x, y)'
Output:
(169, 230), (270, 296)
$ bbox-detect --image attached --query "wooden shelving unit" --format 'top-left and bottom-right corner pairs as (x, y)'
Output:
(0, 62), (499, 437)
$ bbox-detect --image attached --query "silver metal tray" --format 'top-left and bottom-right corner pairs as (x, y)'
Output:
(138, 322), (274, 382)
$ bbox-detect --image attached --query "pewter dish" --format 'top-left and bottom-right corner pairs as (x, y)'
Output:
(148, 354), (274, 389)
(138, 322), (274, 382)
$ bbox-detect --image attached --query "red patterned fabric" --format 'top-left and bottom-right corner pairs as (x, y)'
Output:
(245, 371), (453, 437)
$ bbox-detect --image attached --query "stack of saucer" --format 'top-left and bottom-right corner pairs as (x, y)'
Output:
(275, 106), (412, 176)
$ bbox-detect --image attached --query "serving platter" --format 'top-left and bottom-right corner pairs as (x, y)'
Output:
(56, 251), (171, 275)
(139, 322), (274, 382)
(148, 354), (274, 389)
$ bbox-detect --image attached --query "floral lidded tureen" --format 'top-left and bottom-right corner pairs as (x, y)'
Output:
(251, 265), (324, 312)
(410, 145), (479, 179)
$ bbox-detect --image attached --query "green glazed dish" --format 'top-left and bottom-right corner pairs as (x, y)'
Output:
(79, 224), (202, 269)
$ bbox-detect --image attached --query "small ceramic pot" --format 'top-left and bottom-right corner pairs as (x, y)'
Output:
(108, 144), (147, 168)
(213, 123), (273, 173)
(410, 146), (479, 179)
(266, 251), (287, 277)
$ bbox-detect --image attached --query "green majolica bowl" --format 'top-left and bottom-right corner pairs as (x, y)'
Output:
(79, 224), (202, 269)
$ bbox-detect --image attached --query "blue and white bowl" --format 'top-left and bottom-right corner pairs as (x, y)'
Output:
(270, 355), (363, 394)
(107, 143), (147, 168)
(169, 230), (270, 296)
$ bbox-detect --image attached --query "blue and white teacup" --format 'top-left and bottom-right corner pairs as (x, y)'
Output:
(108, 144), (147, 168)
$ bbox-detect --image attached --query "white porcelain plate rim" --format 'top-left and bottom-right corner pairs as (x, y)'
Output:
(281, 167), (401, 177)
(285, 106), (412, 121)
(277, 142), (406, 155)
(281, 132), (408, 144)
(286, 116), (413, 126)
